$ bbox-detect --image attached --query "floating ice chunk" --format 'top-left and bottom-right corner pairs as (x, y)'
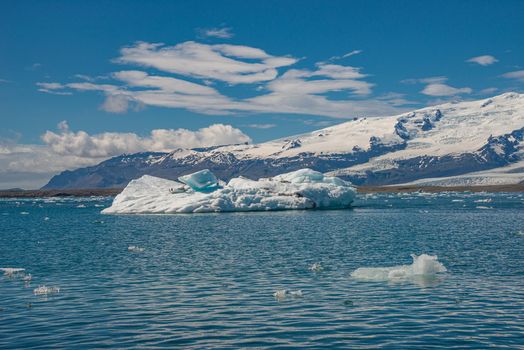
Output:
(33, 285), (60, 295)
(474, 198), (492, 203)
(20, 212), (29, 215)
(128, 245), (144, 252)
(76, 204), (86, 208)
(178, 169), (219, 192)
(23, 274), (32, 282)
(102, 168), (356, 214)
(0, 268), (25, 276)
(273, 289), (303, 300)
(309, 262), (324, 272)
(476, 206), (492, 210)
(44, 217), (50, 221)
(351, 254), (447, 282)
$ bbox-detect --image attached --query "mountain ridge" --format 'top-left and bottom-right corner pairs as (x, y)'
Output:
(43, 92), (524, 189)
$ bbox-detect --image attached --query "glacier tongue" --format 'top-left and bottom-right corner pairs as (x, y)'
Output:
(102, 168), (356, 214)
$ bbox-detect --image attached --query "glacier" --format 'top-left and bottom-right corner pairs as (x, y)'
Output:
(101, 168), (356, 214)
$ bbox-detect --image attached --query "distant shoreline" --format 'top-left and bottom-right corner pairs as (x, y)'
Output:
(1, 184), (523, 198)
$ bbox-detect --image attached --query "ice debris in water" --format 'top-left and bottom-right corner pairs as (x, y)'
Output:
(474, 198), (492, 203)
(23, 274), (32, 282)
(128, 245), (144, 252)
(273, 289), (303, 300)
(309, 262), (323, 272)
(44, 217), (50, 221)
(102, 168), (356, 214)
(351, 254), (447, 282)
(76, 204), (86, 208)
(20, 212), (29, 215)
(0, 268), (25, 277)
(33, 285), (60, 295)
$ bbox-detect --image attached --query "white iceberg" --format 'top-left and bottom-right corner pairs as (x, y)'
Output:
(102, 168), (356, 214)
(351, 254), (447, 282)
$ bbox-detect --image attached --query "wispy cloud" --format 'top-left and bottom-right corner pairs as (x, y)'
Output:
(401, 76), (447, 85)
(197, 26), (234, 39)
(329, 50), (363, 61)
(37, 40), (406, 118)
(245, 123), (276, 129)
(421, 83), (472, 97)
(36, 83), (73, 95)
(479, 87), (498, 95)
(400, 76), (472, 97)
(501, 70), (524, 81)
(115, 41), (297, 84)
(25, 63), (42, 71)
(466, 55), (498, 66)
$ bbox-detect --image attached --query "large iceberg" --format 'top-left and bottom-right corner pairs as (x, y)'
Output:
(102, 168), (356, 214)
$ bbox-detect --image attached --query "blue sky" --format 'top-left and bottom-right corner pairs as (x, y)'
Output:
(1, 0), (523, 188)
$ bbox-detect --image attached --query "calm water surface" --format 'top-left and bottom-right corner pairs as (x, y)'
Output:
(1, 192), (523, 349)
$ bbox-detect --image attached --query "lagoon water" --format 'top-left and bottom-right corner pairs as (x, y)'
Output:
(1, 192), (524, 349)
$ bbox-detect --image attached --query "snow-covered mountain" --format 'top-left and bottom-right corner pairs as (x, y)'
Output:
(43, 92), (524, 189)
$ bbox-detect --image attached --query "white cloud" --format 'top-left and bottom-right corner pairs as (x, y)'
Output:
(466, 55), (498, 66)
(100, 94), (137, 113)
(0, 122), (252, 189)
(401, 76), (448, 85)
(115, 41), (298, 84)
(329, 50), (363, 61)
(421, 83), (472, 96)
(36, 40), (408, 118)
(501, 70), (524, 81)
(198, 27), (234, 39)
(41, 121), (251, 157)
(479, 87), (498, 95)
(245, 123), (276, 129)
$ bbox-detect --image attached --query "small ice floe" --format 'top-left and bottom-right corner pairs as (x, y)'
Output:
(94, 204), (104, 207)
(128, 245), (144, 253)
(476, 206), (492, 210)
(44, 217), (50, 221)
(451, 199), (464, 202)
(23, 274), (32, 282)
(309, 262), (324, 272)
(351, 254), (447, 283)
(474, 198), (492, 203)
(20, 212), (29, 215)
(33, 285), (60, 295)
(0, 268), (25, 277)
(273, 289), (303, 301)
(76, 204), (86, 208)
(515, 230), (524, 236)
